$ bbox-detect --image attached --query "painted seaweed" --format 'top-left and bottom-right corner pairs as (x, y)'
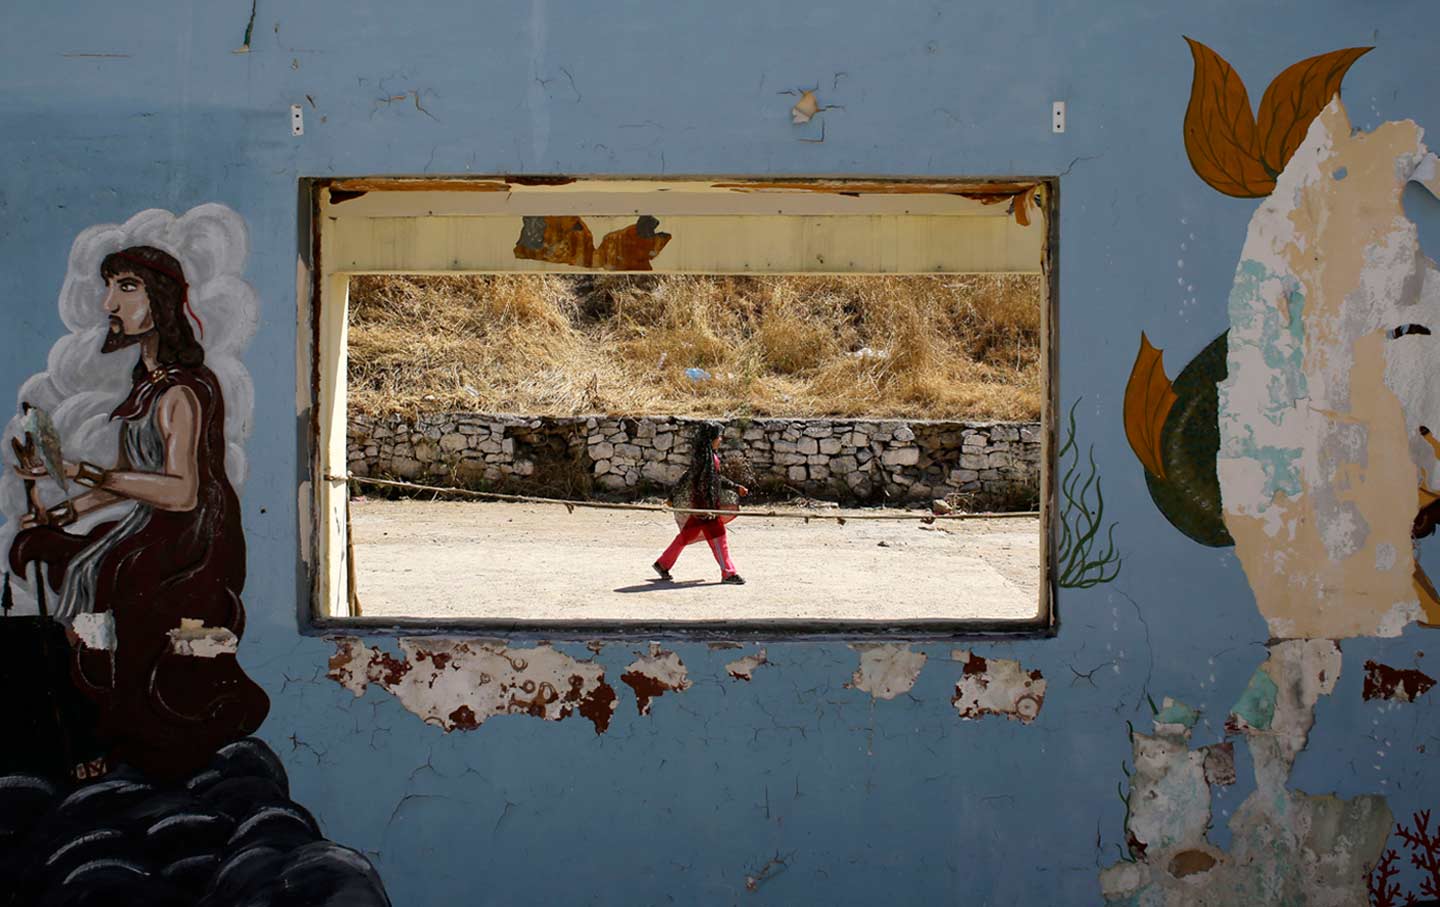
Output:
(1056, 399), (1121, 589)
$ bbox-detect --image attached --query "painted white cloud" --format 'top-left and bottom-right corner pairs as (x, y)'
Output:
(0, 204), (259, 613)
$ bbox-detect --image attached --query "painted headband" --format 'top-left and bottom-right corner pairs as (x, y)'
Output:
(111, 250), (204, 340)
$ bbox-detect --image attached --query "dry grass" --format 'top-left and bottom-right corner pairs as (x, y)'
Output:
(347, 273), (1042, 420)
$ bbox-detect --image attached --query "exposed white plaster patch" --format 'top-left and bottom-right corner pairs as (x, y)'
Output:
(167, 619), (239, 658)
(1377, 599), (1423, 637)
(325, 636), (617, 733)
(71, 612), (116, 651)
(1128, 732), (1212, 860)
(1105, 641), (1388, 905)
(1098, 860), (1144, 899)
(949, 650), (1045, 723)
(846, 644), (926, 700)
(725, 649), (769, 681)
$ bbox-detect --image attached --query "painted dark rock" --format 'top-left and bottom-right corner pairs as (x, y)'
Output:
(0, 738), (390, 906)
(0, 616), (106, 778)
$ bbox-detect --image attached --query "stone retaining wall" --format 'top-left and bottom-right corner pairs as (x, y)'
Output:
(347, 414), (1041, 506)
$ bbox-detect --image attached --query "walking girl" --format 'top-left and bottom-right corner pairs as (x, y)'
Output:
(653, 422), (748, 585)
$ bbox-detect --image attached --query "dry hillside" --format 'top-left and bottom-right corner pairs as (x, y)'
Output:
(347, 273), (1042, 421)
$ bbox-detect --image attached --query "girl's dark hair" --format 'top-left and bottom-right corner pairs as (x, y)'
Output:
(100, 245), (204, 373)
(686, 422), (724, 510)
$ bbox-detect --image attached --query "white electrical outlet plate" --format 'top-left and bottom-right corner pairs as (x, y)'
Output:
(290, 104), (304, 136)
(1052, 101), (1066, 134)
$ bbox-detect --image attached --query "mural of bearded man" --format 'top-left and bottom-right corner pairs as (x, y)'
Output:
(8, 244), (269, 780)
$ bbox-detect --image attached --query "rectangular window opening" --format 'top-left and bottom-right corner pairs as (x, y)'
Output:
(302, 177), (1058, 637)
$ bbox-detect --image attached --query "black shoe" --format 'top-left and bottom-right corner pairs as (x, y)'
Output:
(653, 562), (673, 581)
(721, 574), (746, 585)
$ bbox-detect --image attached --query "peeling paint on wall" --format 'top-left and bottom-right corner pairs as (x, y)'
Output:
(949, 650), (1045, 723)
(71, 612), (116, 651)
(326, 636), (617, 733)
(1200, 742), (1235, 787)
(846, 644), (926, 700)
(620, 644), (691, 715)
(1102, 640), (1391, 906)
(725, 649), (768, 682)
(1214, 97), (1440, 639)
(167, 619), (239, 658)
(513, 214), (671, 271)
(1362, 660), (1436, 702)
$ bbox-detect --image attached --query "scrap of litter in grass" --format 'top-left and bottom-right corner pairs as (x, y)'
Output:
(347, 273), (1041, 421)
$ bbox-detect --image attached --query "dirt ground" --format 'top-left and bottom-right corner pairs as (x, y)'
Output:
(350, 499), (1040, 623)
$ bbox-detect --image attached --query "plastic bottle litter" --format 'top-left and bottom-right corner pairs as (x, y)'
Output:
(846, 347), (889, 360)
(684, 367), (711, 382)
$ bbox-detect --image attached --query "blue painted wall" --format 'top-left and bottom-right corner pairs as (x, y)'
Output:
(2, 2), (1438, 903)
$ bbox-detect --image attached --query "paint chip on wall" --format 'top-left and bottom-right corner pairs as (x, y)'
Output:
(726, 649), (769, 681)
(950, 650), (1045, 723)
(620, 644), (691, 715)
(326, 636), (617, 733)
(72, 612), (116, 651)
(847, 644), (926, 700)
(1361, 659), (1436, 702)
(167, 619), (239, 658)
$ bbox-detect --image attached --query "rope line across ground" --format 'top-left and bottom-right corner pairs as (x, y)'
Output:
(329, 474), (1040, 524)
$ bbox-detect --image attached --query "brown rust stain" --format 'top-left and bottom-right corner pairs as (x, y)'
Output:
(448, 705), (480, 730)
(327, 642), (357, 676)
(411, 648), (454, 671)
(709, 179), (1039, 197)
(505, 175), (578, 186)
(1168, 849), (1218, 877)
(577, 682), (617, 734)
(710, 178), (1049, 223)
(1362, 660), (1436, 702)
(507, 681), (559, 717)
(514, 215), (593, 267)
(621, 670), (675, 716)
(594, 215), (671, 269)
(951, 651), (1047, 723)
(957, 184), (1043, 226)
(514, 214), (670, 271)
(328, 178), (511, 194)
(373, 652), (412, 686)
(327, 638), (617, 734)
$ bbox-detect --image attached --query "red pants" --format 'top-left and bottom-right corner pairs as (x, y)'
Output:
(657, 517), (737, 577)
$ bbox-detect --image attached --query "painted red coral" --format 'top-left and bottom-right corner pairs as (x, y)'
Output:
(1371, 809), (1440, 905)
(1368, 848), (1402, 907)
(1396, 809), (1440, 901)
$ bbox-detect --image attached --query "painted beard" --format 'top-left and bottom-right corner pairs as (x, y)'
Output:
(100, 316), (149, 353)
